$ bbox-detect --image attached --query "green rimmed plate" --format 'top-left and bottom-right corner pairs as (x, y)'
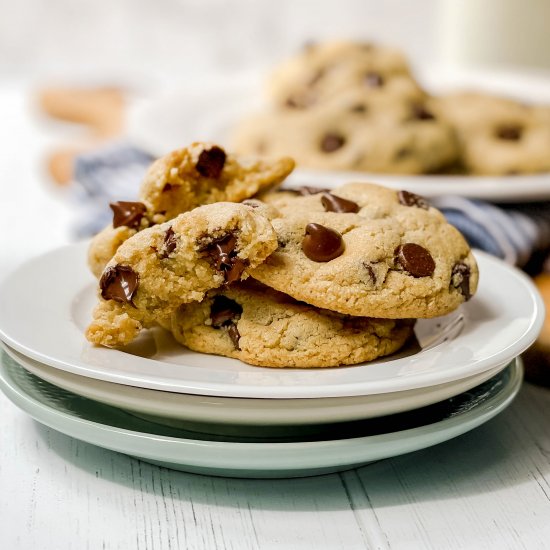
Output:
(0, 351), (522, 479)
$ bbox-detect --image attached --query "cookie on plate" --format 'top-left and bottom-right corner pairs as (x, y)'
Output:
(88, 142), (294, 277)
(171, 281), (415, 368)
(268, 40), (425, 109)
(434, 92), (550, 175)
(250, 183), (478, 318)
(86, 202), (278, 348)
(233, 93), (458, 174)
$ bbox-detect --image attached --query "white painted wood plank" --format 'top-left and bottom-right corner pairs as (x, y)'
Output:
(3, 367), (550, 550)
(0, 393), (368, 550)
(353, 383), (550, 550)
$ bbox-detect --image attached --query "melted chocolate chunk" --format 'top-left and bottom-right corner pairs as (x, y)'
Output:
(451, 262), (471, 300)
(411, 104), (435, 121)
(158, 227), (178, 259)
(321, 193), (360, 213)
(99, 265), (139, 306)
(203, 234), (246, 284)
(496, 125), (522, 141)
(210, 295), (243, 326)
(210, 295), (243, 349)
(395, 244), (435, 277)
(302, 223), (345, 262)
(195, 146), (227, 178)
(227, 324), (241, 349)
(398, 190), (429, 210)
(320, 133), (346, 153)
(110, 201), (146, 229)
(364, 72), (384, 87)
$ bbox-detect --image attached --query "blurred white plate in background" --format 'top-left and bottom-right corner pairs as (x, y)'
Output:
(127, 67), (550, 202)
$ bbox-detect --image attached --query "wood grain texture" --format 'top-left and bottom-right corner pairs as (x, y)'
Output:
(2, 382), (550, 550)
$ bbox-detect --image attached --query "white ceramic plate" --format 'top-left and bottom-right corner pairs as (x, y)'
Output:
(128, 67), (550, 202)
(0, 242), (543, 398)
(0, 352), (523, 478)
(2, 342), (509, 430)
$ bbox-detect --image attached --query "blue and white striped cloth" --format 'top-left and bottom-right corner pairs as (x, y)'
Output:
(73, 143), (550, 267)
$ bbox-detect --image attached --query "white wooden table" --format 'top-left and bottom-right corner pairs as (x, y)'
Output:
(2, 85), (550, 550)
(2, 383), (550, 550)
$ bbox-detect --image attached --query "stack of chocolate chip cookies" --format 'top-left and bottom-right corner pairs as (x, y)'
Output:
(85, 142), (479, 369)
(232, 40), (550, 176)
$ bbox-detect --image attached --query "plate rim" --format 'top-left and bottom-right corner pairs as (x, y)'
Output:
(0, 242), (544, 398)
(1, 342), (511, 426)
(0, 355), (523, 470)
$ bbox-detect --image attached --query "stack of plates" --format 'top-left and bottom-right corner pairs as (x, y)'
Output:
(0, 243), (544, 478)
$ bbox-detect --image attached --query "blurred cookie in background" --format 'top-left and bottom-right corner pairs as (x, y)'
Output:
(433, 92), (550, 175)
(234, 91), (459, 174)
(268, 40), (425, 110)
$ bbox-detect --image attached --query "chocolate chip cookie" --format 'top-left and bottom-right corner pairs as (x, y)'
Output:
(251, 183), (478, 318)
(268, 40), (425, 109)
(86, 202), (278, 348)
(171, 281), (415, 368)
(87, 142), (294, 277)
(233, 93), (458, 174)
(434, 92), (550, 175)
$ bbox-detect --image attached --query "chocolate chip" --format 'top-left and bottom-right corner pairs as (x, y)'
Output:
(203, 234), (247, 284)
(321, 193), (360, 213)
(195, 146), (227, 178)
(395, 244), (435, 277)
(110, 201), (147, 229)
(158, 227), (178, 259)
(99, 265), (139, 306)
(398, 190), (429, 210)
(362, 262), (377, 284)
(227, 324), (241, 349)
(320, 133), (345, 153)
(162, 183), (180, 192)
(395, 148), (412, 160)
(302, 223), (345, 262)
(364, 72), (384, 87)
(210, 295), (243, 349)
(451, 262), (471, 300)
(210, 295), (243, 327)
(411, 104), (435, 121)
(350, 103), (368, 113)
(496, 125), (522, 140)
